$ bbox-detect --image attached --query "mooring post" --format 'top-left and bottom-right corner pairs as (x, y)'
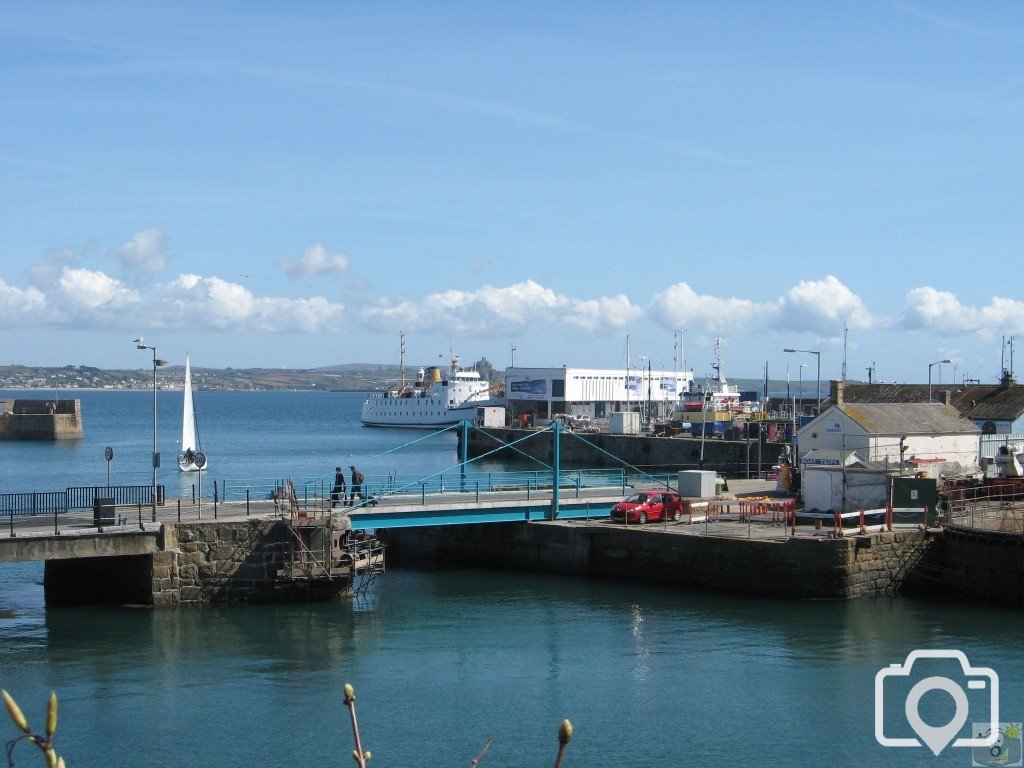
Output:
(53, 494), (59, 536)
(551, 421), (561, 520)
(137, 500), (143, 531)
(214, 480), (218, 519)
(246, 488), (250, 516)
(177, 498), (181, 523)
(9, 506), (14, 538)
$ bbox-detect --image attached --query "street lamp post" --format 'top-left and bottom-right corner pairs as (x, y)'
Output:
(798, 363), (807, 419)
(784, 348), (822, 414)
(928, 359), (952, 402)
(134, 338), (167, 526)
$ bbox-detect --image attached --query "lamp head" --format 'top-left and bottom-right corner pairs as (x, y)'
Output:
(154, 359), (168, 367)
(783, 348), (796, 353)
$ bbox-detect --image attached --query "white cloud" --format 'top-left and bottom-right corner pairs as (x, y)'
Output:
(107, 229), (167, 281)
(902, 287), (1024, 335)
(769, 276), (882, 334)
(362, 279), (640, 335)
(650, 283), (766, 333)
(158, 274), (344, 332)
(276, 243), (349, 279)
(26, 247), (78, 290)
(0, 278), (46, 326)
(55, 267), (140, 312)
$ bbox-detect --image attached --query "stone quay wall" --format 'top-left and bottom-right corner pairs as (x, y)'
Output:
(45, 520), (350, 607)
(463, 428), (786, 476)
(384, 522), (935, 600)
(0, 399), (83, 440)
(917, 525), (1024, 607)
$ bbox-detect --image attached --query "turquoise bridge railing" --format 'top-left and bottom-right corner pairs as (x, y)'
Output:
(215, 420), (683, 520)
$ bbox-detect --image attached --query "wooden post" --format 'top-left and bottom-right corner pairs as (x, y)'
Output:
(859, 508), (866, 535)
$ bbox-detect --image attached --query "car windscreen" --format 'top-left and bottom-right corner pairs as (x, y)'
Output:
(624, 494), (649, 503)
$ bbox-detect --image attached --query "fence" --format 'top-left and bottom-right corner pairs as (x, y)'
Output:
(941, 485), (1024, 534)
(1, 485), (165, 517)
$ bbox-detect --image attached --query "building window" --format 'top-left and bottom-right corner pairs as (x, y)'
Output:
(552, 379), (565, 398)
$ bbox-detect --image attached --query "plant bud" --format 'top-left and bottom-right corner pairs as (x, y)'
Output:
(2, 690), (29, 733)
(363, 750), (371, 761)
(558, 719), (573, 746)
(352, 749), (361, 762)
(46, 692), (58, 739)
(57, 758), (66, 768)
(343, 683), (356, 703)
(46, 748), (57, 768)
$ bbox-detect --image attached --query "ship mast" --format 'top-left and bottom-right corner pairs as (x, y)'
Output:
(399, 330), (406, 390)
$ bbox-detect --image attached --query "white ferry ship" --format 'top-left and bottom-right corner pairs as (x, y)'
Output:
(360, 353), (493, 428)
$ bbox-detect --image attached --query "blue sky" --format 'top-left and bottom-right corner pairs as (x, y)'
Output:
(1, 2), (1021, 385)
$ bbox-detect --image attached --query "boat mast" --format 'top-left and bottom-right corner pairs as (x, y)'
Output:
(399, 330), (406, 390)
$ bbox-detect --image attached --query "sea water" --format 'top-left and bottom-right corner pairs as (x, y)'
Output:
(1, 391), (1022, 767)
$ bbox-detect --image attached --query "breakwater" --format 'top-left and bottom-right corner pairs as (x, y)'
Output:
(463, 427), (786, 476)
(0, 398), (83, 440)
(384, 521), (935, 600)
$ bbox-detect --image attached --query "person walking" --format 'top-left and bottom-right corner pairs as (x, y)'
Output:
(349, 465), (365, 506)
(330, 466), (346, 509)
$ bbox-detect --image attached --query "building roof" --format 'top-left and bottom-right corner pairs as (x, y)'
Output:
(830, 380), (1024, 423)
(834, 402), (980, 436)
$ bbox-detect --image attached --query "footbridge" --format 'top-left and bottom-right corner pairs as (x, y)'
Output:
(0, 422), (675, 561)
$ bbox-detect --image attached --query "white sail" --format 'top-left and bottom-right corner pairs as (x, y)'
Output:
(181, 355), (196, 453)
(178, 355), (207, 472)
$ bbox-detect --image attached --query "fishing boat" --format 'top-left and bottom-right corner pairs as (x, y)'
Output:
(360, 337), (493, 428)
(680, 337), (743, 413)
(178, 355), (208, 471)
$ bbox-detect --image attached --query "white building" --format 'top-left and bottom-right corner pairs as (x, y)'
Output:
(795, 383), (981, 511)
(504, 366), (694, 425)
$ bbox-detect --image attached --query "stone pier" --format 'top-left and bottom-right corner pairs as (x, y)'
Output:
(39, 519), (357, 607)
(384, 521), (936, 601)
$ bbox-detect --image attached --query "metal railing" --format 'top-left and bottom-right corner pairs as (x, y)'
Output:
(1, 485), (165, 516)
(942, 487), (1024, 534)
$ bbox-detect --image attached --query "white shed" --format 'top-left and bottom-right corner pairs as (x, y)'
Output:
(796, 401), (980, 470)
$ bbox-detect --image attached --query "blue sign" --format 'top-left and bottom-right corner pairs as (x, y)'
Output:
(660, 377), (676, 392)
(510, 379), (547, 396)
(626, 376), (641, 392)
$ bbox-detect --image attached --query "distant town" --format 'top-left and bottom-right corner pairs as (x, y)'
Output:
(0, 359), (498, 392)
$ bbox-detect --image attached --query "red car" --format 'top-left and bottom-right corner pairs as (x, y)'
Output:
(610, 491), (683, 524)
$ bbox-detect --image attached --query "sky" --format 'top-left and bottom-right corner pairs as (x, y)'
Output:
(1, 2), (1022, 385)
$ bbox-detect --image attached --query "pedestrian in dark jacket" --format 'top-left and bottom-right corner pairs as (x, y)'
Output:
(349, 465), (365, 506)
(330, 466), (346, 508)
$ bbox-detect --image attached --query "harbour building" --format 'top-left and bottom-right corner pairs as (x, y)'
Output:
(503, 366), (694, 426)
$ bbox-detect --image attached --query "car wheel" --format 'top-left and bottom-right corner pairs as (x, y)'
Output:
(672, 509), (681, 522)
(639, 512), (647, 525)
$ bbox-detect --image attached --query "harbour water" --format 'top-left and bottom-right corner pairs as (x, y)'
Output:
(1, 390), (1022, 766)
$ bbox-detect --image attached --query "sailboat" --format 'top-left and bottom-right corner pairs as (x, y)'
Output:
(178, 355), (208, 472)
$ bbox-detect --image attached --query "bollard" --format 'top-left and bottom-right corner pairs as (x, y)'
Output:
(815, 517), (822, 531)
(790, 510), (796, 537)
(192, 483), (196, 503)
(859, 508), (866, 535)
(886, 505), (893, 532)
(214, 481), (218, 520)
(246, 488), (250, 516)
(177, 498), (181, 523)
(9, 508), (13, 538)
(922, 505), (930, 529)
